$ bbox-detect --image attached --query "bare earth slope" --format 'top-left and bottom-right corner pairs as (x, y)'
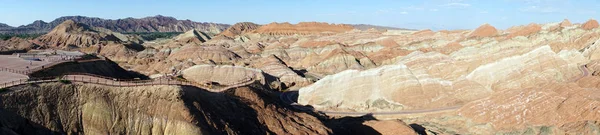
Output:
(0, 83), (331, 134)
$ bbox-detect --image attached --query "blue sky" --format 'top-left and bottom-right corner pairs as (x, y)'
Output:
(0, 0), (598, 30)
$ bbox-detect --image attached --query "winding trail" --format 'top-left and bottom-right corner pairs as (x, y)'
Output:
(281, 64), (590, 116)
(0, 54), (258, 92)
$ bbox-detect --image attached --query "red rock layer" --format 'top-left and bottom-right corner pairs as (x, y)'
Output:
(253, 22), (354, 35)
(468, 23), (498, 38)
(582, 19), (599, 30)
(560, 19), (573, 27)
(507, 23), (541, 38)
(217, 22), (260, 38)
(411, 29), (435, 37)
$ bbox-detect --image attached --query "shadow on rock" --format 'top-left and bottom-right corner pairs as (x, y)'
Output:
(0, 108), (65, 134)
(181, 85), (276, 134)
(409, 123), (428, 135)
(324, 114), (382, 135)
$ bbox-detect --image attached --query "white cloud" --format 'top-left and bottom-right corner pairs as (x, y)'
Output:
(479, 11), (489, 14)
(400, 11), (409, 14)
(430, 9), (439, 12)
(439, 3), (471, 8)
(402, 6), (425, 11)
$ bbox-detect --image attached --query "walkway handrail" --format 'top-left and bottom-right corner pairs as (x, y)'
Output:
(0, 57), (103, 75)
(0, 73), (258, 93)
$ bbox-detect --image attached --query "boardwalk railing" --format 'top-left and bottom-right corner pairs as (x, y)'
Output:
(0, 54), (257, 92)
(0, 73), (259, 92)
(0, 57), (102, 75)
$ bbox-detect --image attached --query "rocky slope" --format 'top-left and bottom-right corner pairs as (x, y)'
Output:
(0, 23), (12, 29)
(296, 18), (599, 112)
(172, 29), (211, 44)
(291, 19), (600, 134)
(217, 22), (261, 38)
(0, 15), (230, 34)
(0, 37), (36, 53)
(33, 20), (145, 63)
(182, 65), (265, 86)
(0, 83), (334, 134)
(35, 20), (122, 48)
(5, 15), (600, 134)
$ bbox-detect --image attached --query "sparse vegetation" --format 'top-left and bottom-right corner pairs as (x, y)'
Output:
(57, 77), (71, 84)
(123, 32), (183, 41)
(0, 33), (43, 40)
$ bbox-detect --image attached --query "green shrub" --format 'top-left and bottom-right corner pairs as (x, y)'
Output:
(0, 33), (43, 40)
(0, 88), (6, 92)
(122, 32), (183, 41)
(59, 79), (71, 84)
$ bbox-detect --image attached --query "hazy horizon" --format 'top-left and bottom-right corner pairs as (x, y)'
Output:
(1, 0), (598, 30)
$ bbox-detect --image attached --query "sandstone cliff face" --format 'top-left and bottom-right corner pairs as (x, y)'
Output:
(298, 62), (485, 111)
(182, 65), (264, 85)
(253, 22), (354, 35)
(0, 83), (332, 134)
(168, 45), (241, 64)
(252, 55), (311, 88)
(298, 44), (588, 112)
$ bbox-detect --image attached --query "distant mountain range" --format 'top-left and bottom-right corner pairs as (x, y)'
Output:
(0, 15), (231, 34)
(0, 23), (11, 28)
(351, 24), (415, 31)
(0, 15), (414, 35)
